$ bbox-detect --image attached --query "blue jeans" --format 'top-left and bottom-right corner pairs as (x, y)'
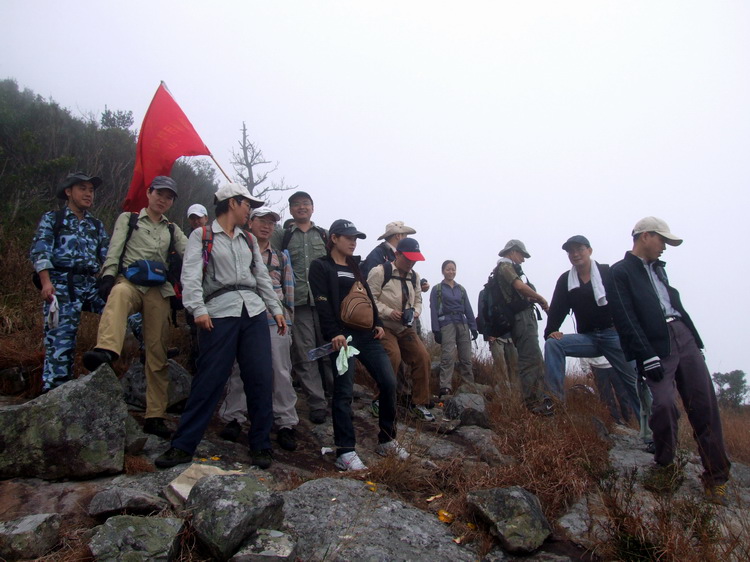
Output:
(331, 330), (397, 456)
(544, 328), (640, 416)
(172, 307), (273, 454)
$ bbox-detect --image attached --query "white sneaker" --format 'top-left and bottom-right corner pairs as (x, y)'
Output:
(411, 404), (436, 422)
(376, 439), (410, 460)
(335, 451), (368, 471)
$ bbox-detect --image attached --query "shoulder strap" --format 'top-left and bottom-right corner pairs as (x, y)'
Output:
(381, 261), (393, 288)
(281, 227), (293, 250)
(436, 282), (443, 316)
(201, 225), (213, 275)
(51, 209), (66, 243)
(118, 212), (140, 274)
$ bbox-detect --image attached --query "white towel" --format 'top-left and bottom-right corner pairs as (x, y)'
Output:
(47, 295), (60, 329)
(568, 261), (607, 306)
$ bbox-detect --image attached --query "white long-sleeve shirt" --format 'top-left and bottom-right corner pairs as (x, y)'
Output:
(181, 221), (283, 320)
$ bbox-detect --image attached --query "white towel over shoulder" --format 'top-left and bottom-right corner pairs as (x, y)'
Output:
(568, 261), (607, 306)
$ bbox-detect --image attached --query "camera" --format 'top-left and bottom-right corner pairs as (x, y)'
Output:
(402, 307), (415, 328)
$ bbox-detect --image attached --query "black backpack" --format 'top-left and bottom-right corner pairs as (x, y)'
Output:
(477, 272), (513, 338)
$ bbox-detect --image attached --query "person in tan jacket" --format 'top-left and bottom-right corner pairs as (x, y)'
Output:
(367, 238), (435, 422)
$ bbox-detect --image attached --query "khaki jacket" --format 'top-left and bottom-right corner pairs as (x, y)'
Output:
(367, 263), (422, 334)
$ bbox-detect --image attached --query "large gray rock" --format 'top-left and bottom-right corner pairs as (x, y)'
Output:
(282, 477), (475, 561)
(88, 515), (183, 561)
(0, 513), (61, 560)
(444, 393), (491, 428)
(121, 359), (191, 411)
(186, 473), (284, 560)
(455, 426), (516, 467)
(124, 414), (148, 455)
(88, 486), (170, 518)
(0, 366), (127, 479)
(467, 486), (551, 554)
(229, 528), (297, 561)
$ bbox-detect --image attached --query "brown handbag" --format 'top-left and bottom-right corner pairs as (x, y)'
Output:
(340, 281), (375, 330)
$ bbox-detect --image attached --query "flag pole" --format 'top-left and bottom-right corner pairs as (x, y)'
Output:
(210, 155), (233, 183)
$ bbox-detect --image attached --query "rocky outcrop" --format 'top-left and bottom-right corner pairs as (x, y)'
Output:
(0, 366), (127, 479)
(88, 515), (183, 561)
(282, 477), (475, 561)
(88, 487), (169, 518)
(0, 513), (61, 560)
(121, 359), (191, 411)
(444, 392), (491, 428)
(467, 486), (552, 554)
(186, 473), (284, 560)
(229, 529), (298, 561)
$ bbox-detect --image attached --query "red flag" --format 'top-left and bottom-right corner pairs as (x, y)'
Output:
(123, 82), (211, 211)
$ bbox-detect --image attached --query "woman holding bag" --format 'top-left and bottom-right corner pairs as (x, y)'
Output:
(309, 219), (408, 471)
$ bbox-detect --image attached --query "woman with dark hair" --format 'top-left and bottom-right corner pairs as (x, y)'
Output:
(308, 219), (407, 471)
(430, 260), (478, 397)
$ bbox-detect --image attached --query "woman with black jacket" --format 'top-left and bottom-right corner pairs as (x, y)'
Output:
(308, 219), (407, 471)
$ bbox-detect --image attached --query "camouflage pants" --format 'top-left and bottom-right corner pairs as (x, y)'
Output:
(43, 274), (103, 390)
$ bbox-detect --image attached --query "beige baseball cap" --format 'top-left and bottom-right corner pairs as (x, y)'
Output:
(632, 216), (683, 246)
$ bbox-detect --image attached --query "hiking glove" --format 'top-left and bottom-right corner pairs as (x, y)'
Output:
(640, 356), (664, 382)
(471, 329), (479, 341)
(97, 275), (115, 301)
(433, 331), (442, 344)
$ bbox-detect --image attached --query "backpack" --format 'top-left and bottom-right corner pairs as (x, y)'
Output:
(200, 225), (256, 276)
(281, 224), (328, 250)
(31, 208), (105, 289)
(477, 272), (513, 337)
(380, 261), (417, 290)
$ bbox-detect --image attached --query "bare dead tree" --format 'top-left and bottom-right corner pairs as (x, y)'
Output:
(230, 122), (296, 207)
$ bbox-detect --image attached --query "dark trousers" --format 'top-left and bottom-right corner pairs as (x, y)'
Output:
(332, 330), (397, 456)
(648, 320), (730, 485)
(172, 308), (273, 454)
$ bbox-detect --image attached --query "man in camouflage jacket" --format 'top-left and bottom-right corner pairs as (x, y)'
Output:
(30, 172), (109, 391)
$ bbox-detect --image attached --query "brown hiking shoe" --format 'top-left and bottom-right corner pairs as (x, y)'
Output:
(705, 482), (728, 506)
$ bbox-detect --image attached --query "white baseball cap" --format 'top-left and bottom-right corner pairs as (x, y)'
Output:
(632, 216), (683, 246)
(186, 204), (208, 218)
(214, 183), (264, 208)
(250, 206), (281, 221)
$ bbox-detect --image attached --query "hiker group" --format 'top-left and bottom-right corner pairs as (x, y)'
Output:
(30, 171), (730, 503)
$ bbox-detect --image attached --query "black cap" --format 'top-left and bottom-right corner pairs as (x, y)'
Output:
(329, 219), (366, 239)
(562, 235), (591, 252)
(56, 172), (103, 200)
(150, 176), (178, 196)
(288, 191), (313, 204)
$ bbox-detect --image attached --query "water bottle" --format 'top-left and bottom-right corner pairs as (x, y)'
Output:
(307, 342), (335, 361)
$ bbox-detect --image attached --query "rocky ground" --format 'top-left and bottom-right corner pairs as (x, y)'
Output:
(0, 364), (747, 561)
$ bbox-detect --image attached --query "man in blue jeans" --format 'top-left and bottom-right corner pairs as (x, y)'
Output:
(543, 235), (640, 419)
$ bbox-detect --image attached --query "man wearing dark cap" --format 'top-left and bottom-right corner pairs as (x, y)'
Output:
(84, 176), (188, 439)
(606, 217), (730, 503)
(489, 240), (552, 414)
(30, 172), (109, 391)
(368, 238), (435, 422)
(271, 191), (332, 424)
(543, 235), (640, 420)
